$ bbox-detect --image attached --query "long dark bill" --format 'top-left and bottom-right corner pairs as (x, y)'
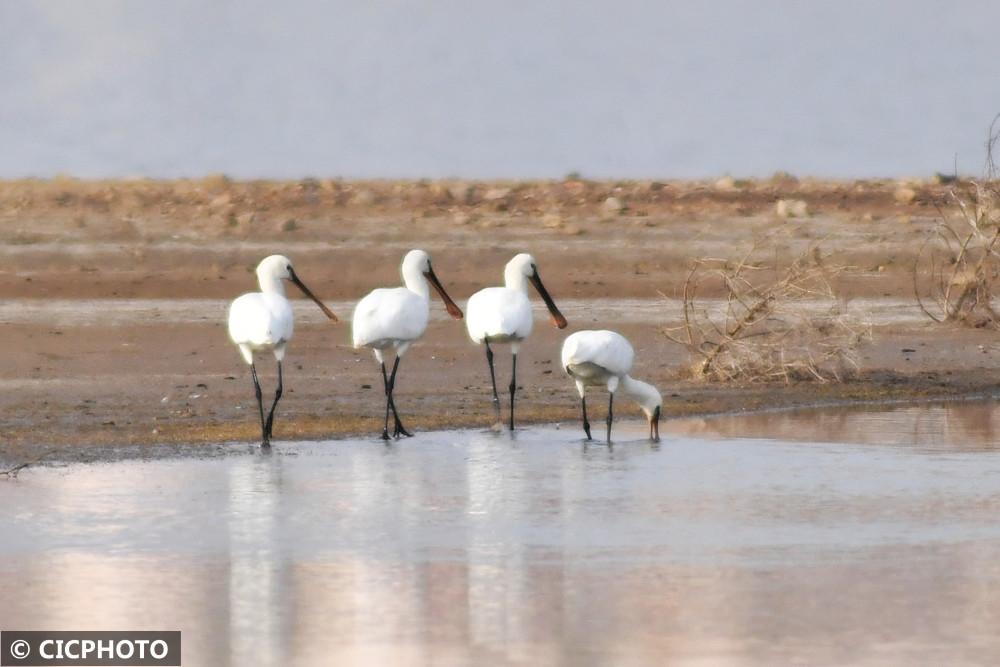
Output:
(650, 405), (661, 442)
(289, 269), (338, 321)
(424, 267), (464, 319)
(529, 271), (567, 329)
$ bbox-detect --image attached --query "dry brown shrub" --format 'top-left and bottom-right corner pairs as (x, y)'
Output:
(664, 237), (871, 383)
(914, 119), (1000, 328)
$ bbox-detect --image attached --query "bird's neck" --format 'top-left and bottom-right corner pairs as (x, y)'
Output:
(620, 375), (658, 411)
(402, 266), (430, 300)
(258, 273), (286, 296)
(504, 266), (530, 293)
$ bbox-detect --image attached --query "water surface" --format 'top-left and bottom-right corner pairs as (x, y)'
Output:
(3, 404), (1000, 665)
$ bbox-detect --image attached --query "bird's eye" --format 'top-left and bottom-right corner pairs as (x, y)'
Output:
(286, 265), (291, 272)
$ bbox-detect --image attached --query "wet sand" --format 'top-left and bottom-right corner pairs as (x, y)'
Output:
(1, 178), (1000, 461)
(4, 404), (1000, 665)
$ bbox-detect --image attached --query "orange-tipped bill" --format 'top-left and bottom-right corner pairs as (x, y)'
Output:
(424, 267), (464, 319)
(290, 270), (338, 321)
(529, 271), (567, 328)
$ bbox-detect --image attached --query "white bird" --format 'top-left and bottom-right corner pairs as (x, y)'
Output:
(561, 330), (662, 443)
(228, 255), (337, 446)
(466, 253), (567, 430)
(352, 249), (463, 439)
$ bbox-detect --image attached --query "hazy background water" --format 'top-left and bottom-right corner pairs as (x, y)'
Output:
(3, 0), (1000, 179)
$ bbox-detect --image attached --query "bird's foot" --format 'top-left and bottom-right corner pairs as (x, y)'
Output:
(583, 426), (592, 441)
(393, 421), (413, 438)
(381, 429), (391, 441)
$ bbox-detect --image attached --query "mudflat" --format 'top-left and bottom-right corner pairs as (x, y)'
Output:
(1, 176), (998, 462)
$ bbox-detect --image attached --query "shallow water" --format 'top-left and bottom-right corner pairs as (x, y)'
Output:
(4, 405), (1000, 665)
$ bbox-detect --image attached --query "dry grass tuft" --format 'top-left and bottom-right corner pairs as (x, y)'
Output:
(914, 117), (1000, 329)
(664, 236), (871, 383)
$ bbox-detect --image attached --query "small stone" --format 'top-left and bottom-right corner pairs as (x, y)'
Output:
(601, 196), (625, 218)
(714, 176), (736, 191)
(427, 183), (453, 203)
(483, 187), (511, 201)
(448, 183), (474, 203)
(560, 224), (583, 236)
(236, 212), (256, 226)
(209, 193), (232, 210)
(541, 212), (564, 229)
(894, 187), (917, 204)
(201, 173), (231, 192)
(352, 189), (376, 206)
(281, 218), (298, 232)
(775, 199), (809, 218)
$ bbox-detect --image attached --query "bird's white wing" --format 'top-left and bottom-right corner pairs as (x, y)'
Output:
(352, 288), (428, 347)
(561, 330), (634, 375)
(465, 287), (532, 342)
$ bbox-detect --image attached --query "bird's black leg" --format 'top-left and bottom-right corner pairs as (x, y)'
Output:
(508, 353), (517, 431)
(380, 361), (391, 440)
(250, 362), (269, 447)
(581, 395), (592, 440)
(606, 392), (614, 445)
(388, 356), (412, 438)
(263, 360), (283, 443)
(485, 341), (501, 425)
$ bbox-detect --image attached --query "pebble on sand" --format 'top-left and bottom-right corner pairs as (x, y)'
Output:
(601, 196), (625, 218)
(542, 212), (564, 229)
(714, 176), (737, 191)
(775, 199), (809, 218)
(893, 187), (917, 204)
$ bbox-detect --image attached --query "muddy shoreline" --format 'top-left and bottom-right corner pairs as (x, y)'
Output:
(1, 177), (999, 463)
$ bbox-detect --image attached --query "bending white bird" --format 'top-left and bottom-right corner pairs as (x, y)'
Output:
(352, 249), (463, 439)
(466, 253), (567, 430)
(561, 330), (662, 443)
(228, 255), (337, 447)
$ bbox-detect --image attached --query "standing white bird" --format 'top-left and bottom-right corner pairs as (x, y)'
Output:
(561, 330), (662, 443)
(228, 255), (337, 447)
(352, 249), (464, 439)
(466, 253), (568, 430)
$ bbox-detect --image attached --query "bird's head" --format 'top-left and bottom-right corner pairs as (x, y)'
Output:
(507, 253), (537, 278)
(506, 253), (567, 329)
(404, 249), (463, 319)
(402, 249), (432, 276)
(256, 254), (337, 321)
(623, 377), (662, 442)
(257, 254), (294, 282)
